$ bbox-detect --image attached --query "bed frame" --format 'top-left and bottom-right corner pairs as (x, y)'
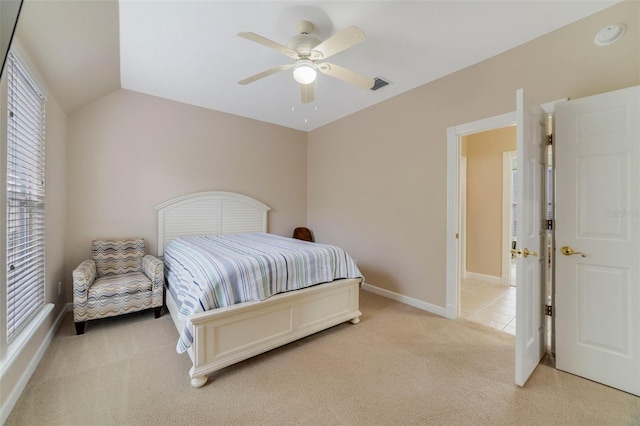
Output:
(155, 191), (362, 387)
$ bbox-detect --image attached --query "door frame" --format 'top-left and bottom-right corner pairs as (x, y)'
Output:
(502, 150), (517, 286)
(459, 155), (467, 285)
(446, 112), (516, 319)
(446, 100), (563, 319)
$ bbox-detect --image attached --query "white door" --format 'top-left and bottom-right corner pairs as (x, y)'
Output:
(514, 89), (547, 386)
(555, 86), (639, 396)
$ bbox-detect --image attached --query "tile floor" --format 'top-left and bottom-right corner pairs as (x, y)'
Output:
(460, 277), (516, 335)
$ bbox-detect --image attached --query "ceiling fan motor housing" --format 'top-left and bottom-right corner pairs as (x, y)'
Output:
(287, 34), (321, 57)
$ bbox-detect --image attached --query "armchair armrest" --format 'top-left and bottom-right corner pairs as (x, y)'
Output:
(72, 260), (96, 322)
(142, 255), (164, 307)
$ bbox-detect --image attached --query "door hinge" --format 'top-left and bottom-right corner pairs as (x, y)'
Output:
(545, 305), (553, 316)
(547, 134), (553, 145)
(546, 219), (553, 230)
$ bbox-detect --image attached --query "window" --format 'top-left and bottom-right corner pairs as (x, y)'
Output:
(6, 51), (46, 341)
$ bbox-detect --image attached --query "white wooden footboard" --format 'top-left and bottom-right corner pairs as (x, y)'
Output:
(166, 278), (362, 387)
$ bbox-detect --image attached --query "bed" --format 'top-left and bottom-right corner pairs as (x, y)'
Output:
(155, 191), (363, 387)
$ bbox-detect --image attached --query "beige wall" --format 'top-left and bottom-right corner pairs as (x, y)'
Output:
(308, 1), (639, 307)
(0, 40), (67, 419)
(66, 89), (308, 281)
(464, 127), (516, 278)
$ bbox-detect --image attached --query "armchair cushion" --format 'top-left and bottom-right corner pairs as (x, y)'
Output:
(92, 239), (145, 278)
(87, 272), (154, 319)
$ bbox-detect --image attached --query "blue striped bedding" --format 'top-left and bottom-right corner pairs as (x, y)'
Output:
(164, 232), (363, 353)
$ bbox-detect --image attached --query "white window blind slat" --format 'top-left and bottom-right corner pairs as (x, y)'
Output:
(6, 51), (47, 341)
(8, 271), (44, 298)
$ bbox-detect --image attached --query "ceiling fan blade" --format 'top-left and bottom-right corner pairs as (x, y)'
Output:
(317, 63), (374, 90)
(238, 64), (293, 85)
(300, 82), (314, 104)
(309, 26), (366, 60)
(238, 32), (299, 59)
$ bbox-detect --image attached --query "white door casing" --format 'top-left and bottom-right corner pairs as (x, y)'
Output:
(555, 86), (640, 396)
(460, 155), (467, 286)
(503, 150), (517, 286)
(514, 89), (547, 387)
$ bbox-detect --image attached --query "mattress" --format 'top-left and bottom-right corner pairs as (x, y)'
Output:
(164, 232), (363, 353)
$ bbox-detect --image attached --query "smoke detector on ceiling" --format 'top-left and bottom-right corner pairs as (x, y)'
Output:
(594, 24), (625, 46)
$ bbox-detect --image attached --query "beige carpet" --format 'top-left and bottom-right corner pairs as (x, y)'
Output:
(6, 290), (640, 425)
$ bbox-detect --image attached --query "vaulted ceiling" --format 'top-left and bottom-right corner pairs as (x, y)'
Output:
(15, 0), (620, 131)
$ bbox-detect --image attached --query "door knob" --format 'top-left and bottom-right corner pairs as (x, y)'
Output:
(523, 248), (538, 258)
(560, 246), (587, 257)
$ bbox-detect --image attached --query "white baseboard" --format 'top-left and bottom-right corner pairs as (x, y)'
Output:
(361, 283), (447, 318)
(465, 272), (502, 285)
(1, 303), (71, 425)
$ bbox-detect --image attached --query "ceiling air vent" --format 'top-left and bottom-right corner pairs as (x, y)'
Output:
(371, 77), (390, 91)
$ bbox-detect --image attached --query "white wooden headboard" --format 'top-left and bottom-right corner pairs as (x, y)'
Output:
(154, 191), (271, 257)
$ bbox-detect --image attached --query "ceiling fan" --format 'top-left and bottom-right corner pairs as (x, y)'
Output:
(237, 20), (374, 103)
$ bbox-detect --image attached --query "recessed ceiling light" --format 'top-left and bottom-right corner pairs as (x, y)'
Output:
(595, 24), (625, 46)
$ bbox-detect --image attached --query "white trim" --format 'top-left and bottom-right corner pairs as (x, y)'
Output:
(362, 283), (448, 318)
(0, 304), (53, 379)
(454, 112), (516, 136)
(465, 272), (503, 285)
(0, 303), (70, 424)
(446, 112), (517, 320)
(445, 127), (460, 319)
(541, 98), (567, 114)
(502, 150), (517, 286)
(459, 156), (467, 281)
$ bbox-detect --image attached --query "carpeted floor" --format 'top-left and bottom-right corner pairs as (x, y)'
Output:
(6, 290), (640, 425)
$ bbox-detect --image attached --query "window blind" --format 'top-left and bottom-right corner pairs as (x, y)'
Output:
(6, 51), (46, 341)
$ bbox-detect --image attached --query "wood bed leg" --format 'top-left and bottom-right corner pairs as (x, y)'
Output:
(350, 316), (361, 324)
(154, 306), (162, 319)
(75, 321), (86, 335)
(190, 375), (207, 388)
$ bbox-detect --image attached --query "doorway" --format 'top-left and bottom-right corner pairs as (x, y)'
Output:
(458, 126), (517, 334)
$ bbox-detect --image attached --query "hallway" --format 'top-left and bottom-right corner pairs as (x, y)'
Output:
(460, 278), (516, 335)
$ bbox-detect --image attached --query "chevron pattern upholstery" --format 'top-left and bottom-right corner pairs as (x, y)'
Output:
(93, 239), (145, 277)
(73, 239), (164, 335)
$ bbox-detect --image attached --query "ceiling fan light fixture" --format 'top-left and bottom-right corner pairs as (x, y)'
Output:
(293, 59), (317, 84)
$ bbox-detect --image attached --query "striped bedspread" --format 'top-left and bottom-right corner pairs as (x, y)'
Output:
(164, 232), (363, 353)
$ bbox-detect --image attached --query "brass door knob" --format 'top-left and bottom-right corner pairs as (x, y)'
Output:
(561, 246), (587, 257)
(523, 248), (538, 258)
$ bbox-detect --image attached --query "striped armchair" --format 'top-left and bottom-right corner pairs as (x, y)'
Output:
(72, 239), (164, 335)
